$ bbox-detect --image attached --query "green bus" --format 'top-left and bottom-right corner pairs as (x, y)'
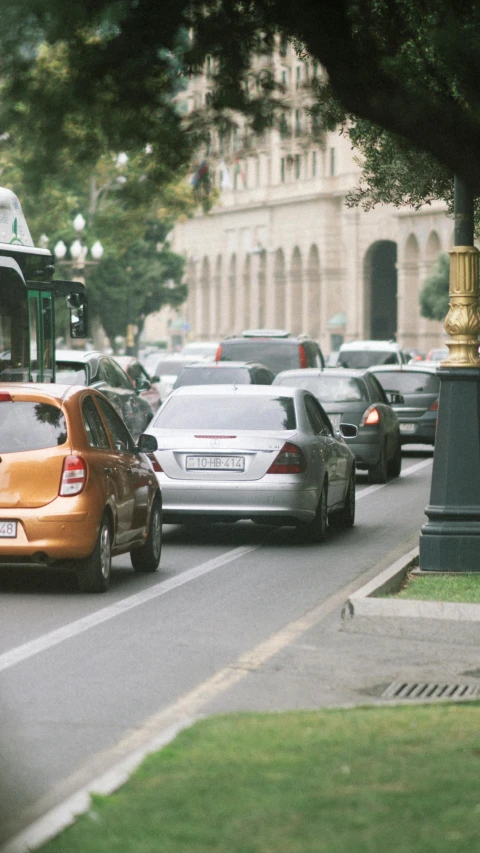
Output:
(0, 187), (87, 382)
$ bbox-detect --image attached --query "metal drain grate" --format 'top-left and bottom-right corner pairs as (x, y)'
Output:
(382, 682), (480, 700)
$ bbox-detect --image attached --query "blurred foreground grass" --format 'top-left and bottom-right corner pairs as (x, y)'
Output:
(39, 703), (480, 853)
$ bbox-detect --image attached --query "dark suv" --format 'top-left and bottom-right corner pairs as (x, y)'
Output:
(173, 361), (274, 389)
(215, 330), (325, 376)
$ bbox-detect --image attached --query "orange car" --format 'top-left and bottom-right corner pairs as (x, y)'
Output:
(0, 384), (162, 592)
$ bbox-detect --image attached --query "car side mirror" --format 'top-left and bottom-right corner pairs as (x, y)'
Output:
(137, 433), (158, 453)
(387, 391), (404, 404)
(135, 377), (151, 392)
(67, 293), (88, 338)
(339, 423), (358, 439)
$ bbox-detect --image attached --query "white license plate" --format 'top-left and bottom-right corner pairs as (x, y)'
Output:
(400, 423), (416, 433)
(186, 455), (245, 471)
(0, 521), (17, 538)
(329, 414), (341, 429)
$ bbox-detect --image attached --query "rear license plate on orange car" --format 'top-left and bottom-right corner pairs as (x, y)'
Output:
(0, 521), (17, 537)
(186, 456), (245, 471)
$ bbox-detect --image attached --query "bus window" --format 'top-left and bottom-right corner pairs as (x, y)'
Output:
(0, 268), (29, 381)
(42, 293), (54, 381)
(28, 293), (39, 381)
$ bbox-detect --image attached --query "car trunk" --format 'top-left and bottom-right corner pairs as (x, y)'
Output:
(154, 431), (295, 481)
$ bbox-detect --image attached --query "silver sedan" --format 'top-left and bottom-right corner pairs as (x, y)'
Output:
(145, 384), (357, 541)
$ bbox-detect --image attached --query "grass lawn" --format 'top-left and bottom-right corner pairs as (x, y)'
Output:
(392, 572), (480, 603)
(38, 703), (480, 853)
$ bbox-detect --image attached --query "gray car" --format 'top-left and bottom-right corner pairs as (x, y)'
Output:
(55, 349), (154, 440)
(273, 368), (402, 484)
(145, 384), (357, 541)
(368, 364), (439, 445)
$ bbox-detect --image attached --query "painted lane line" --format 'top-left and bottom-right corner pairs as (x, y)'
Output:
(356, 456), (432, 500)
(0, 545), (259, 675)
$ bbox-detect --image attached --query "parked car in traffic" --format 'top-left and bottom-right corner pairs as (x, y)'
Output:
(180, 340), (219, 361)
(142, 354), (203, 399)
(215, 329), (325, 375)
(0, 384), (162, 591)
(368, 364), (439, 445)
(273, 367), (402, 483)
(172, 361), (274, 390)
(337, 340), (409, 369)
(145, 384), (357, 540)
(55, 349), (154, 439)
(113, 355), (166, 411)
(425, 347), (449, 363)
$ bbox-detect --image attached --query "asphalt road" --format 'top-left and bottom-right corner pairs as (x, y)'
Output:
(0, 448), (436, 848)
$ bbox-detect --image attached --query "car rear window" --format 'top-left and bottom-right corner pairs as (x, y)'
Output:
(218, 340), (300, 374)
(0, 401), (67, 452)
(373, 371), (440, 394)
(153, 395), (296, 431)
(174, 367), (250, 388)
(154, 360), (193, 377)
(275, 374), (368, 402)
(55, 362), (88, 384)
(339, 350), (399, 368)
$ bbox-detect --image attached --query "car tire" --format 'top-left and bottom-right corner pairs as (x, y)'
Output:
(387, 435), (402, 478)
(330, 470), (355, 529)
(368, 442), (388, 484)
(77, 514), (112, 593)
(130, 497), (162, 573)
(297, 480), (328, 543)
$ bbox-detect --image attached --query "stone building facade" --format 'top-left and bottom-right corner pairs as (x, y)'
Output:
(166, 41), (451, 356)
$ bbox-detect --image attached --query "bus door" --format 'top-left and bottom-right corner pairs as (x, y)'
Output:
(28, 289), (54, 382)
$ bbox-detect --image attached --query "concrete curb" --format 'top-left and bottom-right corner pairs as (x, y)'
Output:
(341, 546), (480, 645)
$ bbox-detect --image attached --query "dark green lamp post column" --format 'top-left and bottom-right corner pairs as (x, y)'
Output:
(419, 175), (480, 572)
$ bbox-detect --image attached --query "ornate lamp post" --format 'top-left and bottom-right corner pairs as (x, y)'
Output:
(419, 175), (480, 572)
(54, 214), (103, 281)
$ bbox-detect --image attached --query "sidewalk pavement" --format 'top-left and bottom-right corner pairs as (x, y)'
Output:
(204, 543), (480, 715)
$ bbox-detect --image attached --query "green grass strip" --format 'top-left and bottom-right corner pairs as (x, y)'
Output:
(39, 703), (480, 853)
(393, 574), (480, 603)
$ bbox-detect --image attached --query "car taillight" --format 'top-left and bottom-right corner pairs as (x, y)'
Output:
(215, 344), (223, 361)
(0, 392), (13, 402)
(299, 344), (308, 368)
(148, 453), (163, 472)
(360, 406), (381, 426)
(59, 455), (87, 496)
(428, 399), (439, 411)
(267, 441), (307, 474)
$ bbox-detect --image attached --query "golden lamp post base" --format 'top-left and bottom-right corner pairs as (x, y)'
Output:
(441, 245), (480, 368)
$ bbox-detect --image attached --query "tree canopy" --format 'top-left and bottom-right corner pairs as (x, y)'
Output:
(420, 253), (450, 321)
(1, 0), (480, 202)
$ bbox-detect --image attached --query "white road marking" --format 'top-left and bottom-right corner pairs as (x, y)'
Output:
(0, 545), (258, 675)
(356, 456), (432, 499)
(0, 456), (432, 677)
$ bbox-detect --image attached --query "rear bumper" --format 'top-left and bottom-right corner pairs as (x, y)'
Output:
(158, 476), (319, 524)
(343, 431), (382, 468)
(0, 501), (99, 563)
(398, 419), (436, 445)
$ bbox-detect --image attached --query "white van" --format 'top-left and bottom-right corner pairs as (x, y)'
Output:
(337, 340), (409, 369)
